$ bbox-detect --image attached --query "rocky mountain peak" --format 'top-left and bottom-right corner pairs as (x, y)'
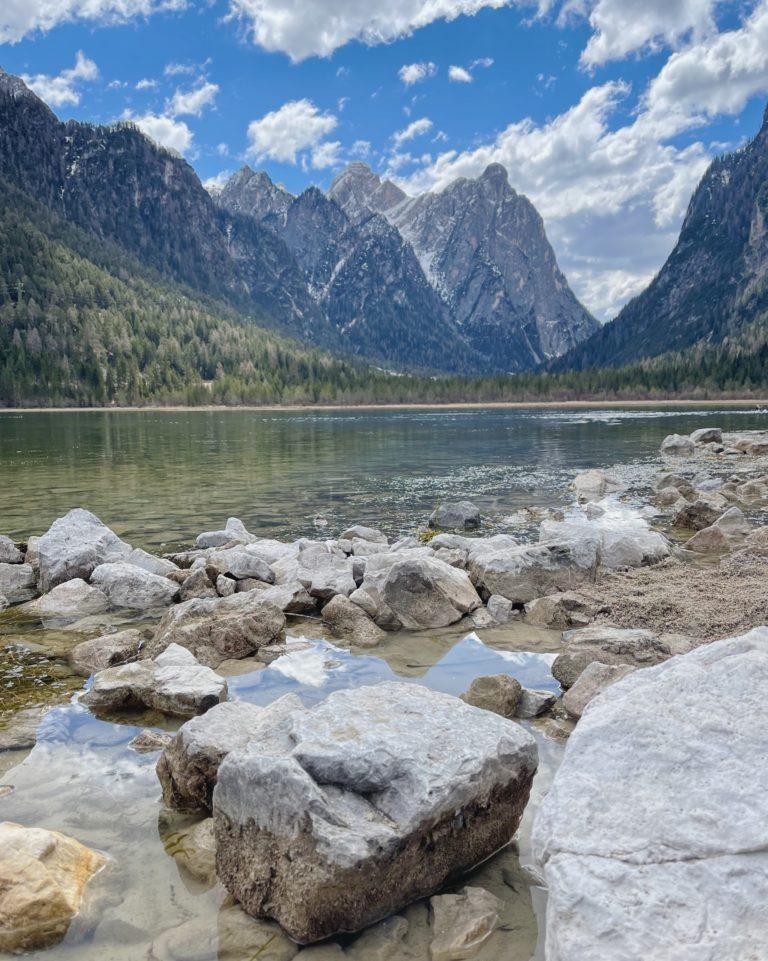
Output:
(217, 165), (293, 221)
(481, 162), (510, 186)
(329, 162), (407, 223)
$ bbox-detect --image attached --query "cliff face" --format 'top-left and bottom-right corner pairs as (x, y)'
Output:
(557, 107), (768, 370)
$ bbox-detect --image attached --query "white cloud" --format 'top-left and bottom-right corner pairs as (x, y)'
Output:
(123, 110), (193, 155)
(164, 60), (196, 76)
(21, 51), (98, 107)
(338, 95), (350, 111)
(227, 0), (514, 60)
(350, 139), (372, 157)
(571, 0), (721, 67)
(399, 61), (437, 85)
(136, 77), (158, 89)
(310, 140), (343, 168)
(246, 99), (337, 164)
(203, 169), (233, 191)
(449, 65), (473, 82)
(169, 80), (219, 117)
(1, 0), (185, 43)
(393, 117), (433, 146)
(216, 142), (229, 156)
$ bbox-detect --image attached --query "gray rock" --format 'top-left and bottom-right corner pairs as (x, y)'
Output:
(460, 674), (522, 718)
(486, 594), (518, 623)
(0, 562), (37, 604)
(216, 574), (237, 597)
(525, 591), (599, 629)
(515, 688), (557, 718)
(346, 916), (408, 960)
(562, 662), (636, 719)
(552, 627), (678, 689)
(381, 556), (481, 629)
(178, 567), (217, 600)
(124, 547), (179, 577)
(0, 706), (51, 751)
(572, 469), (621, 501)
(685, 525), (733, 553)
(533, 627), (768, 961)
(213, 682), (537, 943)
(713, 505), (750, 538)
(69, 628), (144, 676)
(470, 541), (598, 604)
(24, 536), (40, 569)
(340, 525), (388, 545)
(321, 594), (386, 647)
(158, 695), (303, 811)
(660, 434), (695, 456)
(128, 729), (174, 753)
(20, 578), (108, 621)
(428, 501), (481, 531)
(37, 508), (132, 591)
(206, 546), (276, 583)
(81, 643), (227, 717)
(144, 591), (285, 667)
(432, 547), (468, 568)
(429, 886), (501, 961)
(0, 535), (22, 564)
(195, 518), (254, 549)
(91, 562), (179, 610)
(672, 498), (724, 531)
(171, 817), (217, 886)
(690, 427), (723, 445)
(258, 581), (317, 615)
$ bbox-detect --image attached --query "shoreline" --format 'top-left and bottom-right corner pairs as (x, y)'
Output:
(2, 398), (768, 414)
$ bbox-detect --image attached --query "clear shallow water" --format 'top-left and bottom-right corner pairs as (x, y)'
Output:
(2, 406), (768, 550)
(2, 404), (768, 960)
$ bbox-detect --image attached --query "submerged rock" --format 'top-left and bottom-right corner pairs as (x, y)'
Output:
(143, 592), (285, 667)
(460, 674), (522, 718)
(169, 817), (217, 887)
(533, 627), (768, 961)
(428, 501), (481, 531)
(213, 682), (537, 943)
(37, 508), (131, 592)
(128, 729), (174, 753)
(90, 562), (179, 610)
(321, 594), (386, 647)
(81, 643), (227, 717)
(429, 886), (501, 961)
(157, 695), (303, 812)
(0, 821), (106, 953)
(69, 628), (144, 676)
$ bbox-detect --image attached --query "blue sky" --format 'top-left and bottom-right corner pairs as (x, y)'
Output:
(2, 0), (768, 319)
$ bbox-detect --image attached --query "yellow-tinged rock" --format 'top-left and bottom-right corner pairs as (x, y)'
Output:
(0, 821), (106, 953)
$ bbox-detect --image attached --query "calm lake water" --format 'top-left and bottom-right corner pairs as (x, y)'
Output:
(1, 404), (767, 961)
(2, 405), (767, 548)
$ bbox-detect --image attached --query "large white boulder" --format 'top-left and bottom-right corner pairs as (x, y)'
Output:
(37, 508), (131, 591)
(381, 556), (481, 629)
(660, 434), (695, 456)
(20, 578), (109, 622)
(533, 628), (768, 961)
(213, 682), (537, 943)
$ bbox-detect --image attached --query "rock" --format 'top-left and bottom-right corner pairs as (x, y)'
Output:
(470, 541), (598, 604)
(469, 607), (496, 629)
(258, 581), (317, 614)
(653, 487), (686, 508)
(654, 472), (690, 491)
(533, 627), (768, 961)
(90, 562), (179, 610)
(572, 469), (621, 501)
(736, 479), (768, 503)
(486, 594), (518, 623)
(321, 594), (387, 647)
(672, 498), (723, 531)
(381, 556), (481, 629)
(128, 729), (174, 753)
(213, 682), (537, 943)
(195, 518), (254, 549)
(429, 886), (501, 961)
(690, 427), (723, 445)
(258, 640), (313, 664)
(350, 538), (389, 557)
(0, 821), (107, 953)
(713, 505), (750, 538)
(0, 562), (37, 604)
(525, 591), (599, 629)
(21, 578), (109, 621)
(216, 575), (237, 597)
(170, 818), (217, 886)
(0, 535), (22, 564)
(206, 546), (276, 583)
(433, 547), (468, 568)
(562, 662), (636, 719)
(24, 535), (40, 568)
(685, 525), (733, 553)
(552, 626), (677, 689)
(124, 548), (179, 577)
(0, 706), (51, 751)
(346, 916), (408, 960)
(744, 526), (768, 550)
(428, 501), (481, 530)
(340, 525), (388, 544)
(660, 434), (695, 456)
(460, 674), (522, 718)
(515, 688), (557, 718)
(80, 644), (227, 717)
(144, 592), (285, 667)
(69, 628), (144, 676)
(157, 695), (303, 811)
(37, 508), (131, 592)
(177, 567), (217, 600)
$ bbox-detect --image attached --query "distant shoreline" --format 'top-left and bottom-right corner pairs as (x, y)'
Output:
(1, 398), (768, 414)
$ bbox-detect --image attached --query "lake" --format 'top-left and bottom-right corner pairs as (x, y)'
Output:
(1, 404), (766, 961)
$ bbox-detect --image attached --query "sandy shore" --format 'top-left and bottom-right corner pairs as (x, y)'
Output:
(2, 398), (768, 415)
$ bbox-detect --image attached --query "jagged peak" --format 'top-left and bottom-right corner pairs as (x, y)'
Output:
(481, 162), (509, 184)
(762, 101), (768, 132)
